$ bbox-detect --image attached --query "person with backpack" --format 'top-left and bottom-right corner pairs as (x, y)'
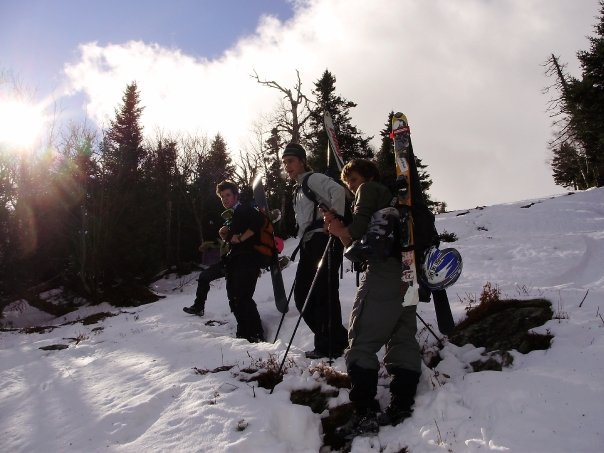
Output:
(183, 180), (265, 343)
(281, 142), (349, 359)
(324, 159), (422, 437)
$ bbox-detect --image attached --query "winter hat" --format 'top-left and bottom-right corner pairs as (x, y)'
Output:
(282, 142), (307, 160)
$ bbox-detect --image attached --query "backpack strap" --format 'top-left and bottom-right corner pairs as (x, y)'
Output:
(290, 173), (323, 261)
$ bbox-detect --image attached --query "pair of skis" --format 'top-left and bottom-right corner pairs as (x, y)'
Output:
(390, 112), (454, 335)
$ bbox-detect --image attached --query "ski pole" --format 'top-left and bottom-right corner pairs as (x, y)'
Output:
(327, 236), (333, 364)
(273, 280), (296, 343)
(270, 236), (333, 394)
(416, 312), (444, 347)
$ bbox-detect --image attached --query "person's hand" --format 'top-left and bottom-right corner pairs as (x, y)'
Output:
(322, 209), (337, 224)
(328, 218), (346, 236)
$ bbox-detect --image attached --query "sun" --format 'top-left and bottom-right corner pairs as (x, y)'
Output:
(0, 99), (46, 149)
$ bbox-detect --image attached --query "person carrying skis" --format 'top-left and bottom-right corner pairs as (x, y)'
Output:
(183, 180), (265, 343)
(324, 159), (422, 436)
(281, 142), (349, 359)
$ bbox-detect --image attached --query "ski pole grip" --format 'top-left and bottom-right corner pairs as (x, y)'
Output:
(319, 203), (345, 222)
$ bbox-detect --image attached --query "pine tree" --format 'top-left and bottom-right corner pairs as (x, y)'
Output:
(375, 112), (397, 192)
(100, 82), (155, 282)
(263, 127), (296, 237)
(551, 142), (591, 189)
(195, 134), (235, 241)
(574, 0), (604, 186)
(546, 2), (604, 187)
(307, 70), (373, 175)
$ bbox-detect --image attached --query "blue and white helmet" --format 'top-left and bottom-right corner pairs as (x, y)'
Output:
(421, 246), (462, 290)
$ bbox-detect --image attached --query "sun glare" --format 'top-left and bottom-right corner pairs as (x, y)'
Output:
(0, 99), (46, 150)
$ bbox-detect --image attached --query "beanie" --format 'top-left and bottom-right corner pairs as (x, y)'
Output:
(282, 142), (307, 160)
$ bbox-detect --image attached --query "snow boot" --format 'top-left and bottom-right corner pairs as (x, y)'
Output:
(378, 368), (420, 426)
(335, 364), (380, 438)
(335, 401), (380, 440)
(183, 305), (204, 316)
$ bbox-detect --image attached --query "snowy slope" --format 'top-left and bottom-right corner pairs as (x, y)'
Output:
(1, 188), (603, 452)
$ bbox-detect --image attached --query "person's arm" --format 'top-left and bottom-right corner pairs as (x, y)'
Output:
(230, 205), (263, 243)
(325, 182), (376, 246)
(307, 173), (346, 217)
(230, 228), (255, 244)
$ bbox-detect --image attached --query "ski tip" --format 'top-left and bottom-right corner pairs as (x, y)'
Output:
(252, 174), (264, 188)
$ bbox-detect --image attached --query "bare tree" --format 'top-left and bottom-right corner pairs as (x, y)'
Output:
(251, 69), (313, 143)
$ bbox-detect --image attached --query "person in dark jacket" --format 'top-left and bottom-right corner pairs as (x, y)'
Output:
(325, 159), (421, 436)
(282, 142), (349, 359)
(184, 180), (265, 343)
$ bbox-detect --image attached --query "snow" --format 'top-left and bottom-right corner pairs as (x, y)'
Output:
(1, 188), (603, 452)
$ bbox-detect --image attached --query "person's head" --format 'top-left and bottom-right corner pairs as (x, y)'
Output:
(341, 159), (381, 193)
(281, 142), (311, 179)
(216, 180), (239, 209)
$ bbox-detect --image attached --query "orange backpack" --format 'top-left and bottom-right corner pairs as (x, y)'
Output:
(253, 210), (277, 264)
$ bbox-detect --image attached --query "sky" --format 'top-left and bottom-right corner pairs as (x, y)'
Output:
(0, 0), (601, 210)
(2, 187), (603, 451)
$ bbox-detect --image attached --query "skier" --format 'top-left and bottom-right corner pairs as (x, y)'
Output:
(183, 180), (265, 343)
(324, 159), (422, 436)
(281, 143), (349, 359)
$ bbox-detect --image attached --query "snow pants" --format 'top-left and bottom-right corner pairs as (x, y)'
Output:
(194, 261), (226, 310)
(294, 233), (348, 355)
(345, 256), (421, 374)
(224, 253), (264, 341)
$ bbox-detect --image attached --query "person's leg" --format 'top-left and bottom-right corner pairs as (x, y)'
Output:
(294, 235), (326, 353)
(184, 261), (225, 315)
(380, 305), (422, 426)
(226, 255), (264, 342)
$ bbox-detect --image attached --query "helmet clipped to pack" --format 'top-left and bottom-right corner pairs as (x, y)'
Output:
(420, 246), (462, 290)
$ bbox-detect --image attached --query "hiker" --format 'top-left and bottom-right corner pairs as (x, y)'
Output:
(183, 180), (265, 343)
(281, 142), (349, 359)
(324, 159), (422, 435)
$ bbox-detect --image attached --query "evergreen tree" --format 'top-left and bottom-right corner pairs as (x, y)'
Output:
(375, 112), (397, 192)
(551, 142), (591, 189)
(195, 134), (235, 241)
(307, 70), (373, 176)
(104, 82), (146, 183)
(574, 0), (604, 186)
(546, 2), (604, 187)
(143, 138), (179, 269)
(100, 82), (155, 282)
(263, 127), (296, 237)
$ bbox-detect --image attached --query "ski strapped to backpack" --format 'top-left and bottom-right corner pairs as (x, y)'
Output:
(391, 112), (457, 334)
(391, 113), (421, 307)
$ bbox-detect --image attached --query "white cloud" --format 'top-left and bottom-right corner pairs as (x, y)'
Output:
(62, 0), (600, 210)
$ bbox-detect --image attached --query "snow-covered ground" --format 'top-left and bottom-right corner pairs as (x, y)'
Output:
(1, 188), (603, 452)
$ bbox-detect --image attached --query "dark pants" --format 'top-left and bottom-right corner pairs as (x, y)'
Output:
(294, 233), (348, 355)
(194, 261), (226, 310)
(225, 253), (264, 341)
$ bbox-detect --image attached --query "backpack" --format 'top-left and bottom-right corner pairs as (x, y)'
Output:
(253, 209), (278, 266)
